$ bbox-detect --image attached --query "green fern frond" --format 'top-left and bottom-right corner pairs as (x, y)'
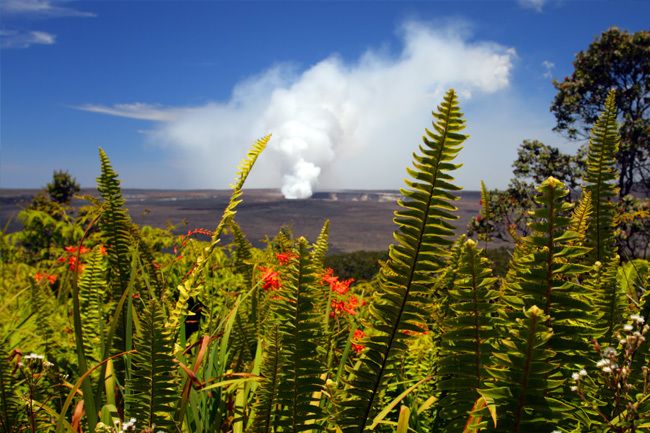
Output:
(97, 148), (133, 303)
(230, 219), (254, 288)
(0, 347), (21, 433)
(483, 305), (562, 432)
(480, 180), (490, 220)
(583, 90), (620, 262)
(504, 177), (593, 368)
(167, 135), (269, 332)
(584, 256), (625, 343)
(248, 326), (282, 433)
(568, 191), (592, 246)
(311, 220), (330, 269)
(436, 239), (498, 431)
(274, 238), (326, 431)
(211, 134), (271, 246)
(125, 299), (178, 431)
(339, 89), (468, 432)
(78, 248), (107, 362)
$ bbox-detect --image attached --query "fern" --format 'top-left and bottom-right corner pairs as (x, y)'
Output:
(77, 248), (107, 362)
(504, 177), (593, 369)
(338, 89), (467, 432)
(0, 347), (21, 433)
(484, 305), (562, 432)
(311, 220), (330, 269)
(167, 135), (269, 333)
(274, 238), (326, 431)
(584, 256), (626, 343)
(125, 299), (178, 431)
(248, 326), (282, 433)
(230, 219), (254, 288)
(583, 89), (620, 262)
(568, 191), (592, 246)
(97, 148), (134, 358)
(436, 239), (498, 431)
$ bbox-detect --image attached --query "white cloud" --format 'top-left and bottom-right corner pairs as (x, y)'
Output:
(79, 21), (543, 197)
(0, 30), (56, 48)
(75, 103), (180, 122)
(518, 0), (546, 12)
(542, 60), (555, 78)
(1, 0), (95, 17)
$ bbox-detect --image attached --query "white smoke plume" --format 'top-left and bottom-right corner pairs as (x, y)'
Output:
(78, 21), (517, 198)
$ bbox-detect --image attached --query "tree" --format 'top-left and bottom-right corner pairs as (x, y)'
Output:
(551, 27), (649, 196)
(468, 140), (582, 243)
(47, 169), (80, 204)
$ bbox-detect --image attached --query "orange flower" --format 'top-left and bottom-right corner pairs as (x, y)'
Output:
(259, 267), (281, 291)
(352, 329), (365, 353)
(99, 245), (107, 255)
(275, 252), (297, 266)
(34, 272), (58, 284)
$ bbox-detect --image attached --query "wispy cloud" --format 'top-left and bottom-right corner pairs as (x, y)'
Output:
(79, 21), (553, 197)
(0, 30), (56, 48)
(542, 60), (555, 78)
(1, 0), (95, 17)
(518, 0), (546, 12)
(75, 103), (180, 122)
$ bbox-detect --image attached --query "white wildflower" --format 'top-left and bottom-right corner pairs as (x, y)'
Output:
(570, 386), (578, 392)
(602, 366), (612, 373)
(596, 359), (608, 367)
(624, 324), (634, 332)
(579, 369), (587, 377)
(24, 353), (44, 360)
(572, 372), (580, 381)
(630, 314), (644, 324)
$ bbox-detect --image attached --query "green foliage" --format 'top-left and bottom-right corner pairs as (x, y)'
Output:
(436, 239), (498, 431)
(2, 89), (650, 433)
(125, 300), (178, 431)
(583, 89), (620, 262)
(47, 170), (81, 205)
(551, 27), (649, 196)
(324, 250), (388, 281)
(338, 89), (467, 432)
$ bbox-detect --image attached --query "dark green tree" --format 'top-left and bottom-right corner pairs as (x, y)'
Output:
(46, 170), (80, 205)
(551, 27), (649, 196)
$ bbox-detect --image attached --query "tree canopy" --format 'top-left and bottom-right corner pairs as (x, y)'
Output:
(551, 27), (649, 196)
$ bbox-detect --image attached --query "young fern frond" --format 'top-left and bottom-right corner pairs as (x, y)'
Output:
(568, 191), (592, 246)
(437, 239), (498, 431)
(230, 219), (254, 288)
(0, 347), (21, 433)
(97, 149), (134, 358)
(167, 135), (269, 332)
(97, 148), (133, 303)
(274, 238), (326, 431)
(125, 299), (178, 431)
(504, 177), (593, 369)
(583, 90), (620, 262)
(484, 306), (562, 432)
(248, 326), (282, 433)
(480, 181), (490, 220)
(584, 256), (625, 342)
(78, 248), (107, 362)
(339, 89), (467, 433)
(311, 219), (330, 269)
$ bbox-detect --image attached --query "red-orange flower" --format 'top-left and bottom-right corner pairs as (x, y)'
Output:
(275, 252), (297, 266)
(352, 329), (365, 353)
(34, 272), (57, 284)
(259, 267), (281, 291)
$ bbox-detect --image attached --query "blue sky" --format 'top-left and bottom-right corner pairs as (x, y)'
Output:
(1, 0), (648, 196)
